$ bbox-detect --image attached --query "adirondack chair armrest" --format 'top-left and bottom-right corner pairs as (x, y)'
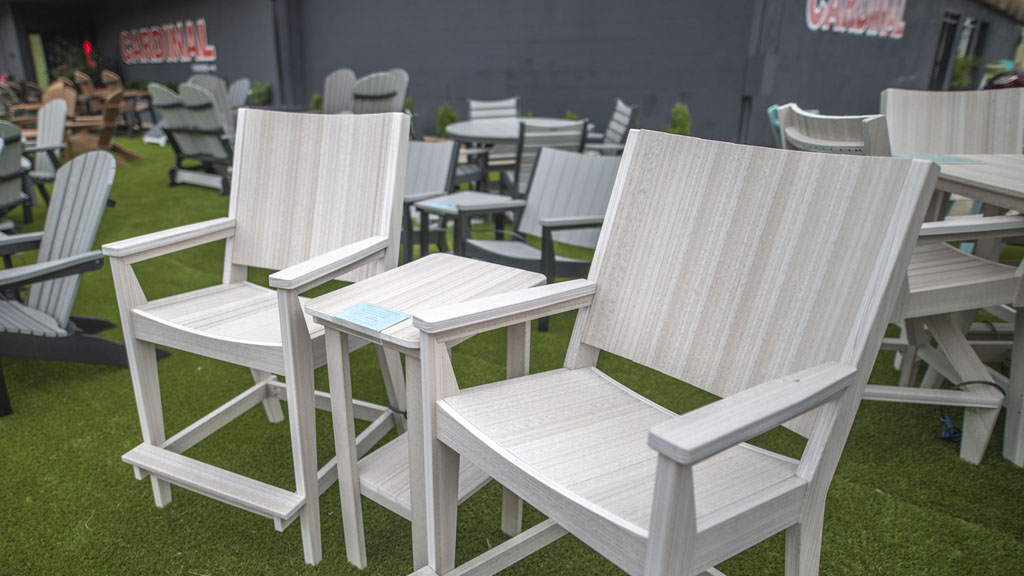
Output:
(0, 250), (104, 290)
(917, 214), (1024, 244)
(0, 231), (43, 256)
(102, 217), (236, 262)
(583, 142), (625, 154)
(413, 278), (595, 339)
(647, 362), (858, 466)
(539, 216), (604, 230)
(268, 235), (390, 292)
(405, 191), (448, 205)
(23, 142), (64, 154)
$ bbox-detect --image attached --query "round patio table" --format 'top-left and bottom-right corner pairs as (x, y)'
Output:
(445, 117), (577, 145)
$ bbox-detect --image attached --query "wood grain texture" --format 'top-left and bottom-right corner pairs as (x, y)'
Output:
(881, 88), (1024, 155)
(185, 74), (234, 136)
(323, 68), (356, 114)
(510, 120), (587, 198)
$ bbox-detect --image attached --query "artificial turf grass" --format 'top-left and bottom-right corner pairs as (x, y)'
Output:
(0, 136), (1022, 575)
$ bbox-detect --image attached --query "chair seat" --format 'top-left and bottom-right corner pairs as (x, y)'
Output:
(903, 243), (1019, 318)
(0, 300), (66, 337)
(464, 239), (590, 272)
(437, 367), (805, 573)
(132, 282), (326, 374)
(29, 170), (55, 182)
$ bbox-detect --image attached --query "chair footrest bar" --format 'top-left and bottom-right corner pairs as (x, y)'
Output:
(863, 385), (1004, 408)
(162, 380), (269, 454)
(445, 519), (566, 576)
(123, 443), (304, 526)
(265, 380), (389, 420)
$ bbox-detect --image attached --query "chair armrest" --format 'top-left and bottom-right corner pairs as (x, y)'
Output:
(102, 217), (236, 261)
(405, 191), (449, 205)
(0, 231), (44, 256)
(539, 216), (604, 230)
(917, 214), (1024, 244)
(268, 235), (389, 292)
(647, 362), (858, 466)
(587, 131), (605, 142)
(413, 278), (595, 338)
(23, 143), (64, 154)
(584, 142), (625, 154)
(0, 251), (104, 290)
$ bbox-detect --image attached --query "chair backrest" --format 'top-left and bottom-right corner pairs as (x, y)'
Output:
(351, 69), (409, 114)
(576, 131), (936, 440)
(43, 82), (78, 119)
(227, 110), (408, 282)
(186, 74), (233, 135)
(0, 122), (25, 209)
(96, 91), (125, 149)
(323, 68), (356, 114)
(0, 83), (20, 116)
(23, 82), (41, 103)
(880, 88), (1024, 154)
(516, 148), (620, 249)
(511, 120), (587, 198)
(602, 98), (637, 145)
(468, 96), (519, 120)
(100, 70), (124, 91)
(34, 99), (68, 176)
(27, 151), (116, 329)
(228, 78), (251, 109)
(405, 140), (458, 198)
(777, 102), (891, 156)
(179, 84), (232, 160)
(73, 71), (95, 96)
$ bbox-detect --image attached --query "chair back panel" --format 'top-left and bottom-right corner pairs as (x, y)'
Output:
(324, 68), (356, 114)
(603, 98), (637, 146)
(0, 122), (25, 209)
(73, 71), (95, 96)
(149, 83), (198, 155)
(43, 83), (78, 119)
(518, 148), (620, 249)
(186, 74), (233, 135)
(406, 141), (458, 197)
(34, 99), (68, 176)
(468, 97), (519, 120)
(228, 110), (408, 281)
(228, 78), (251, 109)
(27, 151), (116, 328)
(580, 131), (935, 437)
(352, 69), (408, 114)
(513, 120), (587, 198)
(881, 88), (1024, 154)
(96, 91), (124, 149)
(100, 70), (124, 90)
(777, 103), (891, 156)
(178, 84), (231, 159)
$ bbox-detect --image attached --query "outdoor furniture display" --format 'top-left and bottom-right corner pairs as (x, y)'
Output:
(0, 151), (122, 417)
(101, 70), (155, 136)
(68, 90), (143, 166)
(186, 73), (234, 137)
(72, 71), (103, 114)
(402, 140), (459, 263)
(584, 98), (638, 155)
(102, 110), (409, 566)
(415, 191), (525, 257)
(148, 83), (232, 194)
(227, 77), (252, 110)
(352, 69), (409, 115)
(407, 131), (938, 576)
(323, 68), (356, 114)
(23, 99), (67, 205)
(500, 119), (588, 198)
(0, 82), (21, 117)
(776, 103), (891, 156)
(304, 253), (540, 569)
(0, 122), (32, 227)
(466, 97), (520, 175)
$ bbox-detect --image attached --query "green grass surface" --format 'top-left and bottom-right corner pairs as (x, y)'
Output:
(1, 138), (1022, 575)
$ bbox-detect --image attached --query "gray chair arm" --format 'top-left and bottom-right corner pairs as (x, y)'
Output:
(0, 231), (44, 257)
(0, 251), (104, 290)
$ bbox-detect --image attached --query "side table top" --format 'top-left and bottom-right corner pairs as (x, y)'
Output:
(306, 253), (545, 349)
(414, 190), (526, 215)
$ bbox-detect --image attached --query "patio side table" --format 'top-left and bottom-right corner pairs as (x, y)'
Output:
(305, 253), (544, 568)
(414, 191), (526, 256)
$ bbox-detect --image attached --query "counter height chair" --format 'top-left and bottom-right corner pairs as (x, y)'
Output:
(467, 97), (520, 176)
(585, 98), (638, 155)
(408, 131), (937, 576)
(501, 119), (588, 199)
(102, 110), (409, 565)
(403, 140), (459, 263)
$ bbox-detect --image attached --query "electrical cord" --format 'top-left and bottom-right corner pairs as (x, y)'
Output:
(939, 380), (1006, 443)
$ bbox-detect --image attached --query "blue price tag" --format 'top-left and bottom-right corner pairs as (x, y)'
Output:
(334, 302), (410, 332)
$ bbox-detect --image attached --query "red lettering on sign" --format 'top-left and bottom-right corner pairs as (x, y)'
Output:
(120, 31), (133, 63)
(131, 30), (146, 63)
(184, 20), (200, 61)
(165, 23), (184, 62)
(121, 17), (218, 64)
(824, 0), (845, 31)
(806, 0), (827, 31)
(139, 28), (152, 61)
(196, 19), (217, 61)
(149, 26), (164, 61)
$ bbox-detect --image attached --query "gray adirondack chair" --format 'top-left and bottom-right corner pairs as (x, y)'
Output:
(228, 77), (251, 109)
(24, 99), (68, 206)
(0, 122), (32, 227)
(186, 74), (234, 137)
(149, 83), (232, 194)
(585, 98), (638, 155)
(324, 68), (357, 113)
(352, 69), (409, 114)
(502, 119), (588, 198)
(403, 140), (459, 263)
(409, 131), (938, 576)
(0, 151), (127, 417)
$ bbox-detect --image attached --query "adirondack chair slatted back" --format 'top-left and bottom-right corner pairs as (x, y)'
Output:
(73, 71), (95, 97)
(0, 122), (25, 209)
(0, 83), (20, 116)
(512, 120), (587, 198)
(881, 88), (1024, 154)
(352, 69), (408, 115)
(603, 98), (637, 146)
(148, 83), (197, 155)
(579, 131), (935, 438)
(228, 78), (251, 109)
(100, 70), (124, 91)
(27, 151), (116, 328)
(468, 97), (519, 120)
(517, 148), (620, 248)
(777, 103), (891, 156)
(406, 140), (458, 197)
(228, 109), (408, 282)
(178, 84), (231, 159)
(43, 82), (78, 120)
(187, 74), (234, 135)
(324, 68), (356, 113)
(96, 91), (124, 149)
(34, 99), (68, 176)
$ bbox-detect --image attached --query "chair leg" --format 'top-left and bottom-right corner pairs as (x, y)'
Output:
(376, 345), (407, 434)
(35, 183), (50, 205)
(250, 369), (284, 423)
(0, 360), (12, 417)
(1004, 307), (1024, 466)
(403, 204), (415, 264)
(126, 339), (173, 506)
(897, 319), (926, 387)
(784, 515), (824, 576)
(501, 322), (528, 536)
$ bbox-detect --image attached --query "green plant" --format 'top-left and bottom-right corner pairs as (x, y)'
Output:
(47, 38), (104, 84)
(310, 92), (323, 111)
(951, 54), (981, 90)
(665, 101), (691, 136)
(249, 81), (271, 105)
(565, 109), (580, 120)
(403, 96), (415, 115)
(125, 79), (147, 91)
(523, 110), (534, 118)
(161, 80), (179, 91)
(437, 103), (458, 136)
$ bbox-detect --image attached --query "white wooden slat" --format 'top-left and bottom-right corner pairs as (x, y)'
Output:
(863, 384), (1004, 408)
(186, 74), (234, 135)
(228, 78), (251, 109)
(406, 141), (458, 198)
(323, 68), (356, 114)
(777, 103), (891, 156)
(0, 300), (66, 336)
(0, 122), (26, 209)
(468, 97), (519, 120)
(603, 99), (636, 146)
(32, 99), (67, 176)
(178, 84), (231, 159)
(511, 120), (587, 198)
(902, 243), (1018, 318)
(881, 88), (1024, 155)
